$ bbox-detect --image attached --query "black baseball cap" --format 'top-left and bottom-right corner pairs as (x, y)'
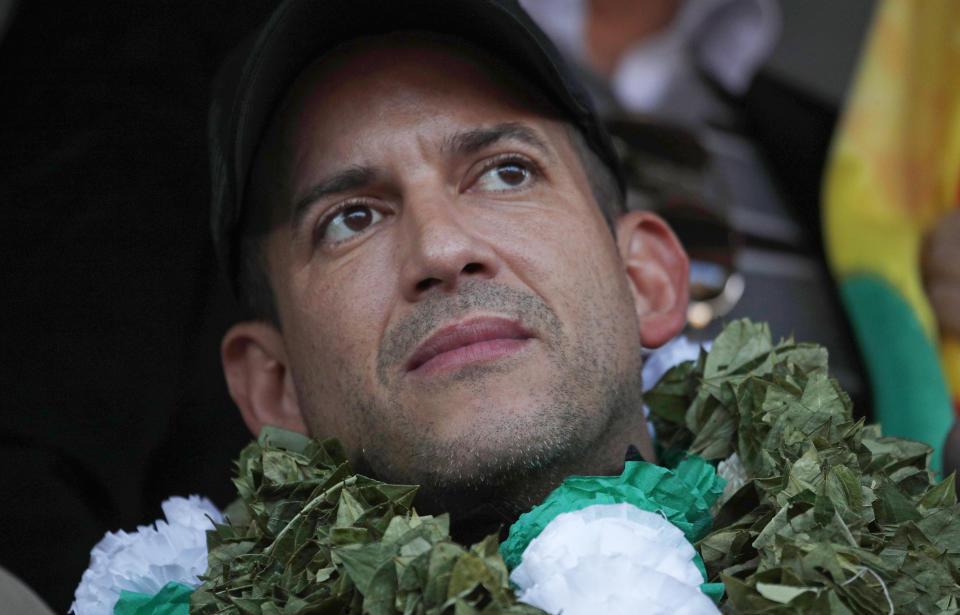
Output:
(209, 0), (625, 291)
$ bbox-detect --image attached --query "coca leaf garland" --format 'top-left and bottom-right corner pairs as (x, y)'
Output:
(190, 427), (543, 615)
(647, 319), (960, 614)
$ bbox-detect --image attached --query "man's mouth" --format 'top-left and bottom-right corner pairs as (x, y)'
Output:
(405, 317), (535, 375)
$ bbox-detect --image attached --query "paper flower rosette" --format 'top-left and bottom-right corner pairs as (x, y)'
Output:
(502, 456), (725, 615)
(510, 504), (717, 615)
(71, 495), (222, 615)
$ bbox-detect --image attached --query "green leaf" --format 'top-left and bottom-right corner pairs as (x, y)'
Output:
(259, 425), (313, 454)
(645, 360), (698, 424)
(335, 489), (367, 528)
(915, 504), (960, 553)
(334, 543), (393, 594)
(703, 319), (773, 379)
(918, 475), (957, 512)
(755, 582), (817, 604)
(873, 484), (921, 524)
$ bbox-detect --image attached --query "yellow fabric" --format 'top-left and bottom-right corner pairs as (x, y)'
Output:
(823, 0), (960, 337)
(823, 0), (960, 405)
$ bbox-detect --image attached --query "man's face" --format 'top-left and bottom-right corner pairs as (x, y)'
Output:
(254, 36), (653, 505)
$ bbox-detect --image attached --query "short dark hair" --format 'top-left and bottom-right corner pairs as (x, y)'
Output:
(566, 124), (626, 227)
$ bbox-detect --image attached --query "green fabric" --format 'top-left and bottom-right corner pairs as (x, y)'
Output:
(839, 275), (952, 474)
(113, 582), (192, 615)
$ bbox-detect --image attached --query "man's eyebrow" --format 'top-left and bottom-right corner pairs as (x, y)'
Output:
(290, 165), (376, 229)
(443, 122), (552, 158)
(289, 124), (550, 228)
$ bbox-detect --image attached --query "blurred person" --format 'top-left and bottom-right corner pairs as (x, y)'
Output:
(519, 0), (780, 123)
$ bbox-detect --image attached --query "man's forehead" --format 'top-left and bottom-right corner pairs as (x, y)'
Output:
(278, 31), (562, 140)
(245, 31), (572, 234)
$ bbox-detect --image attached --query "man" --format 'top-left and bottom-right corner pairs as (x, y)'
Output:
(209, 0), (688, 540)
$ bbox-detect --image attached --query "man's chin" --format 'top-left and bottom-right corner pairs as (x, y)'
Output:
(386, 394), (598, 478)
(402, 447), (584, 544)
(355, 405), (621, 535)
(351, 341), (648, 534)
(363, 434), (582, 493)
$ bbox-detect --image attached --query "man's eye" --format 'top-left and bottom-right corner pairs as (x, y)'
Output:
(320, 204), (383, 242)
(475, 162), (531, 192)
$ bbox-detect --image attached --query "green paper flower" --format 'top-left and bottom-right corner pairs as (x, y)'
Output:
(113, 582), (192, 615)
(500, 454), (725, 571)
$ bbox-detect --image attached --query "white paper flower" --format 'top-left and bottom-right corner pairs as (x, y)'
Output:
(510, 503), (720, 615)
(70, 495), (222, 615)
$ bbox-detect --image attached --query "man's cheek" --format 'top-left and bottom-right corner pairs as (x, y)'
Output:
(296, 349), (367, 438)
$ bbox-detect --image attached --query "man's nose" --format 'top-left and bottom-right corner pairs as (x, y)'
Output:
(398, 193), (499, 301)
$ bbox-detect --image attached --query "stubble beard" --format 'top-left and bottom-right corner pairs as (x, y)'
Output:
(344, 280), (646, 536)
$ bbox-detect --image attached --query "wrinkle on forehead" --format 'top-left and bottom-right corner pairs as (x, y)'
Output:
(246, 31), (565, 232)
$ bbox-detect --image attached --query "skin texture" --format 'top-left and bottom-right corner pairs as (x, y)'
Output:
(221, 34), (689, 533)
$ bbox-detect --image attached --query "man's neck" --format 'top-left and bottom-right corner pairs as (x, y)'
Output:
(421, 420), (656, 544)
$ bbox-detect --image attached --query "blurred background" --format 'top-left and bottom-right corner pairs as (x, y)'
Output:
(5, 0), (957, 611)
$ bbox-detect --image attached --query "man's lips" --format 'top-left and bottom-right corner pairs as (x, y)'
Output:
(405, 317), (535, 375)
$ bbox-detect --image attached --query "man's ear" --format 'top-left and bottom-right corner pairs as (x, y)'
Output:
(221, 321), (308, 437)
(616, 210), (690, 348)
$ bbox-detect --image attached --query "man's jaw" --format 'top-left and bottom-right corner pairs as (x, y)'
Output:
(357, 279), (648, 533)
